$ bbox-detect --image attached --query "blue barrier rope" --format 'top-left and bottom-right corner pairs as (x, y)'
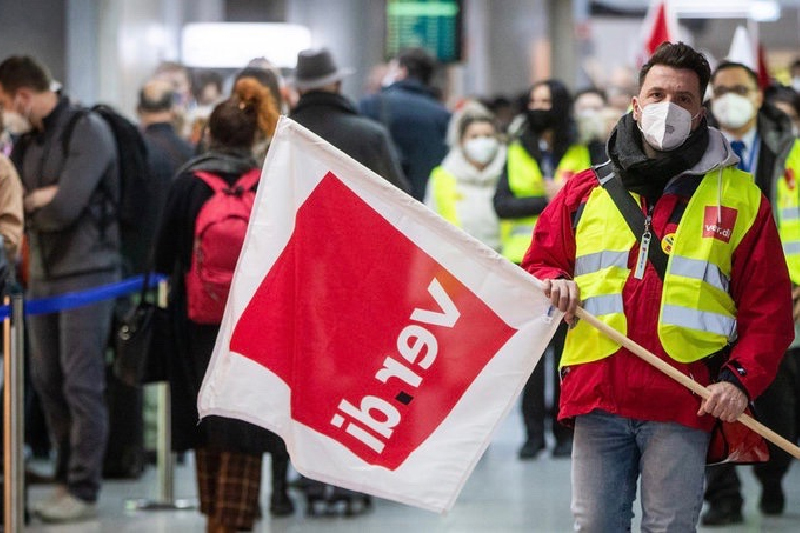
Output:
(0, 274), (168, 321)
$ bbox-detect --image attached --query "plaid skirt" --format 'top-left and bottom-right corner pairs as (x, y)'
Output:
(195, 447), (263, 530)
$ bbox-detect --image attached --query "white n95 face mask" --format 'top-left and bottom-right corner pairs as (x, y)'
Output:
(463, 137), (499, 165)
(638, 101), (693, 151)
(712, 93), (755, 130)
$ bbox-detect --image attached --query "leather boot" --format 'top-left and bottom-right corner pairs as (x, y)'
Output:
(269, 452), (295, 517)
(701, 500), (743, 526)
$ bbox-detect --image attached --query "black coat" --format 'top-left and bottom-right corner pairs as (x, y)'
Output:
(290, 91), (410, 193)
(359, 79), (450, 201)
(154, 150), (285, 454)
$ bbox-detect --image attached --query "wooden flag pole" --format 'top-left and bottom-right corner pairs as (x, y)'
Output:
(575, 306), (800, 460)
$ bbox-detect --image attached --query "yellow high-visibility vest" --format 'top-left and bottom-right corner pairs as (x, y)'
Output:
(773, 139), (800, 284)
(500, 143), (590, 263)
(428, 167), (461, 227)
(562, 166), (761, 366)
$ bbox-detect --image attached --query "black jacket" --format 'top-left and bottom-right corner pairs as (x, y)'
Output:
(753, 103), (797, 204)
(290, 91), (410, 193)
(359, 80), (450, 201)
(155, 150), (284, 454)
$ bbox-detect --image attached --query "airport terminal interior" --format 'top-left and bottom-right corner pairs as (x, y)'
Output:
(4, 0), (800, 531)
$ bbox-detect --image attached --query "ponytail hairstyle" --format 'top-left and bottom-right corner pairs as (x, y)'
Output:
(208, 77), (279, 151)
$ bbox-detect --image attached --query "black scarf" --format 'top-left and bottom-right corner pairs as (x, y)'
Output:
(607, 112), (709, 201)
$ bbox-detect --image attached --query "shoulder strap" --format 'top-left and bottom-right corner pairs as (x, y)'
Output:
(236, 168), (261, 190)
(193, 171), (228, 193)
(61, 108), (90, 155)
(593, 163), (669, 280)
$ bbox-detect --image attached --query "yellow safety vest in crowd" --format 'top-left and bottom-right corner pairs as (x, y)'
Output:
(773, 139), (800, 284)
(428, 167), (461, 227)
(500, 143), (591, 263)
(562, 166), (761, 367)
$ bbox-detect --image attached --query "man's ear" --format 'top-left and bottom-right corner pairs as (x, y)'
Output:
(631, 96), (641, 121)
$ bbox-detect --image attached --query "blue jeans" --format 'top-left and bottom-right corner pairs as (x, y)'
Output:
(572, 410), (710, 532)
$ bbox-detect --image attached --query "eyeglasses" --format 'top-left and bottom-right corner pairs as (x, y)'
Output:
(713, 85), (755, 97)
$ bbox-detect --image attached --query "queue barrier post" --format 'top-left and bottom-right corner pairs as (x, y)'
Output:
(126, 280), (195, 511)
(4, 293), (25, 532)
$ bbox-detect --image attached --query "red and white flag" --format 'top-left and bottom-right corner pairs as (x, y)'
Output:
(638, 0), (677, 66)
(197, 117), (560, 513)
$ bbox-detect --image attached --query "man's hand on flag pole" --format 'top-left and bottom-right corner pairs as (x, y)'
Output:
(543, 278), (580, 327)
(698, 382), (749, 422)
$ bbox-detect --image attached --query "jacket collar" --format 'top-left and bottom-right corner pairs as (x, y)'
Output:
(293, 91), (357, 115)
(40, 94), (69, 133)
(385, 79), (438, 99)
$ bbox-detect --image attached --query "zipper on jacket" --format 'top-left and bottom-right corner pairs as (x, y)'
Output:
(634, 203), (654, 280)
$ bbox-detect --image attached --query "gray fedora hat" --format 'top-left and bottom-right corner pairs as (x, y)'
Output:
(293, 48), (354, 90)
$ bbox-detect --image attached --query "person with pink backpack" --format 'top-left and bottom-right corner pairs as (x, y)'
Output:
(154, 78), (291, 532)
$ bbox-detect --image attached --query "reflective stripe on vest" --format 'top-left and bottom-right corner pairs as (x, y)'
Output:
(661, 305), (736, 338)
(658, 167), (761, 362)
(582, 293), (625, 316)
(562, 185), (634, 365)
(575, 250), (629, 276)
(667, 255), (730, 294)
(562, 166), (762, 367)
(500, 142), (591, 263)
(774, 140), (800, 284)
(428, 167), (462, 228)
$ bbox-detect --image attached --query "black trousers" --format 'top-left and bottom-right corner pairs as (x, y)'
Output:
(520, 323), (573, 445)
(705, 347), (800, 506)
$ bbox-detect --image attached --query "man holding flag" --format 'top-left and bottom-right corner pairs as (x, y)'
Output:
(523, 42), (793, 531)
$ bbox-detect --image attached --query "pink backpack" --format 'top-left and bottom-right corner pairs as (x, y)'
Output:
(186, 168), (261, 324)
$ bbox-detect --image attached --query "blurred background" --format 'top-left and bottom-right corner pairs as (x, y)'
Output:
(1, 0), (799, 118)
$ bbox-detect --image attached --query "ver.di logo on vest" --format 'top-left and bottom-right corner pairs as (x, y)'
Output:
(702, 206), (737, 243)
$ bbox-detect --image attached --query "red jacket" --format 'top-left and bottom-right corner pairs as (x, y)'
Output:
(522, 168), (794, 431)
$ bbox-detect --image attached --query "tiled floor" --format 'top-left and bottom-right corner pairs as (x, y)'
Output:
(21, 405), (800, 532)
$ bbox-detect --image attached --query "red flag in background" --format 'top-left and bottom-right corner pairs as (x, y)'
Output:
(726, 26), (771, 89)
(638, 1), (676, 67)
(757, 43), (771, 89)
(646, 1), (672, 56)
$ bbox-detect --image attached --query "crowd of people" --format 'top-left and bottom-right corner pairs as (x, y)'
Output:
(0, 39), (800, 532)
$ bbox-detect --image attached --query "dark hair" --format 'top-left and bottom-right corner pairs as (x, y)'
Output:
(235, 66), (283, 110)
(531, 79), (575, 162)
(639, 42), (711, 98)
(397, 47), (437, 86)
(791, 59), (800, 73)
(0, 55), (51, 94)
(138, 80), (173, 112)
(712, 61), (758, 88)
(764, 84), (800, 117)
(574, 86), (607, 105)
(209, 78), (279, 150)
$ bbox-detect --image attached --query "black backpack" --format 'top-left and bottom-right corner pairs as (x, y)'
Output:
(62, 104), (153, 275)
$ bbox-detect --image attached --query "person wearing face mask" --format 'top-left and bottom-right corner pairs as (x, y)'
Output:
(764, 84), (800, 137)
(700, 61), (800, 526)
(0, 55), (120, 523)
(573, 87), (618, 166)
(523, 42), (793, 531)
(495, 80), (591, 461)
(425, 103), (505, 251)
